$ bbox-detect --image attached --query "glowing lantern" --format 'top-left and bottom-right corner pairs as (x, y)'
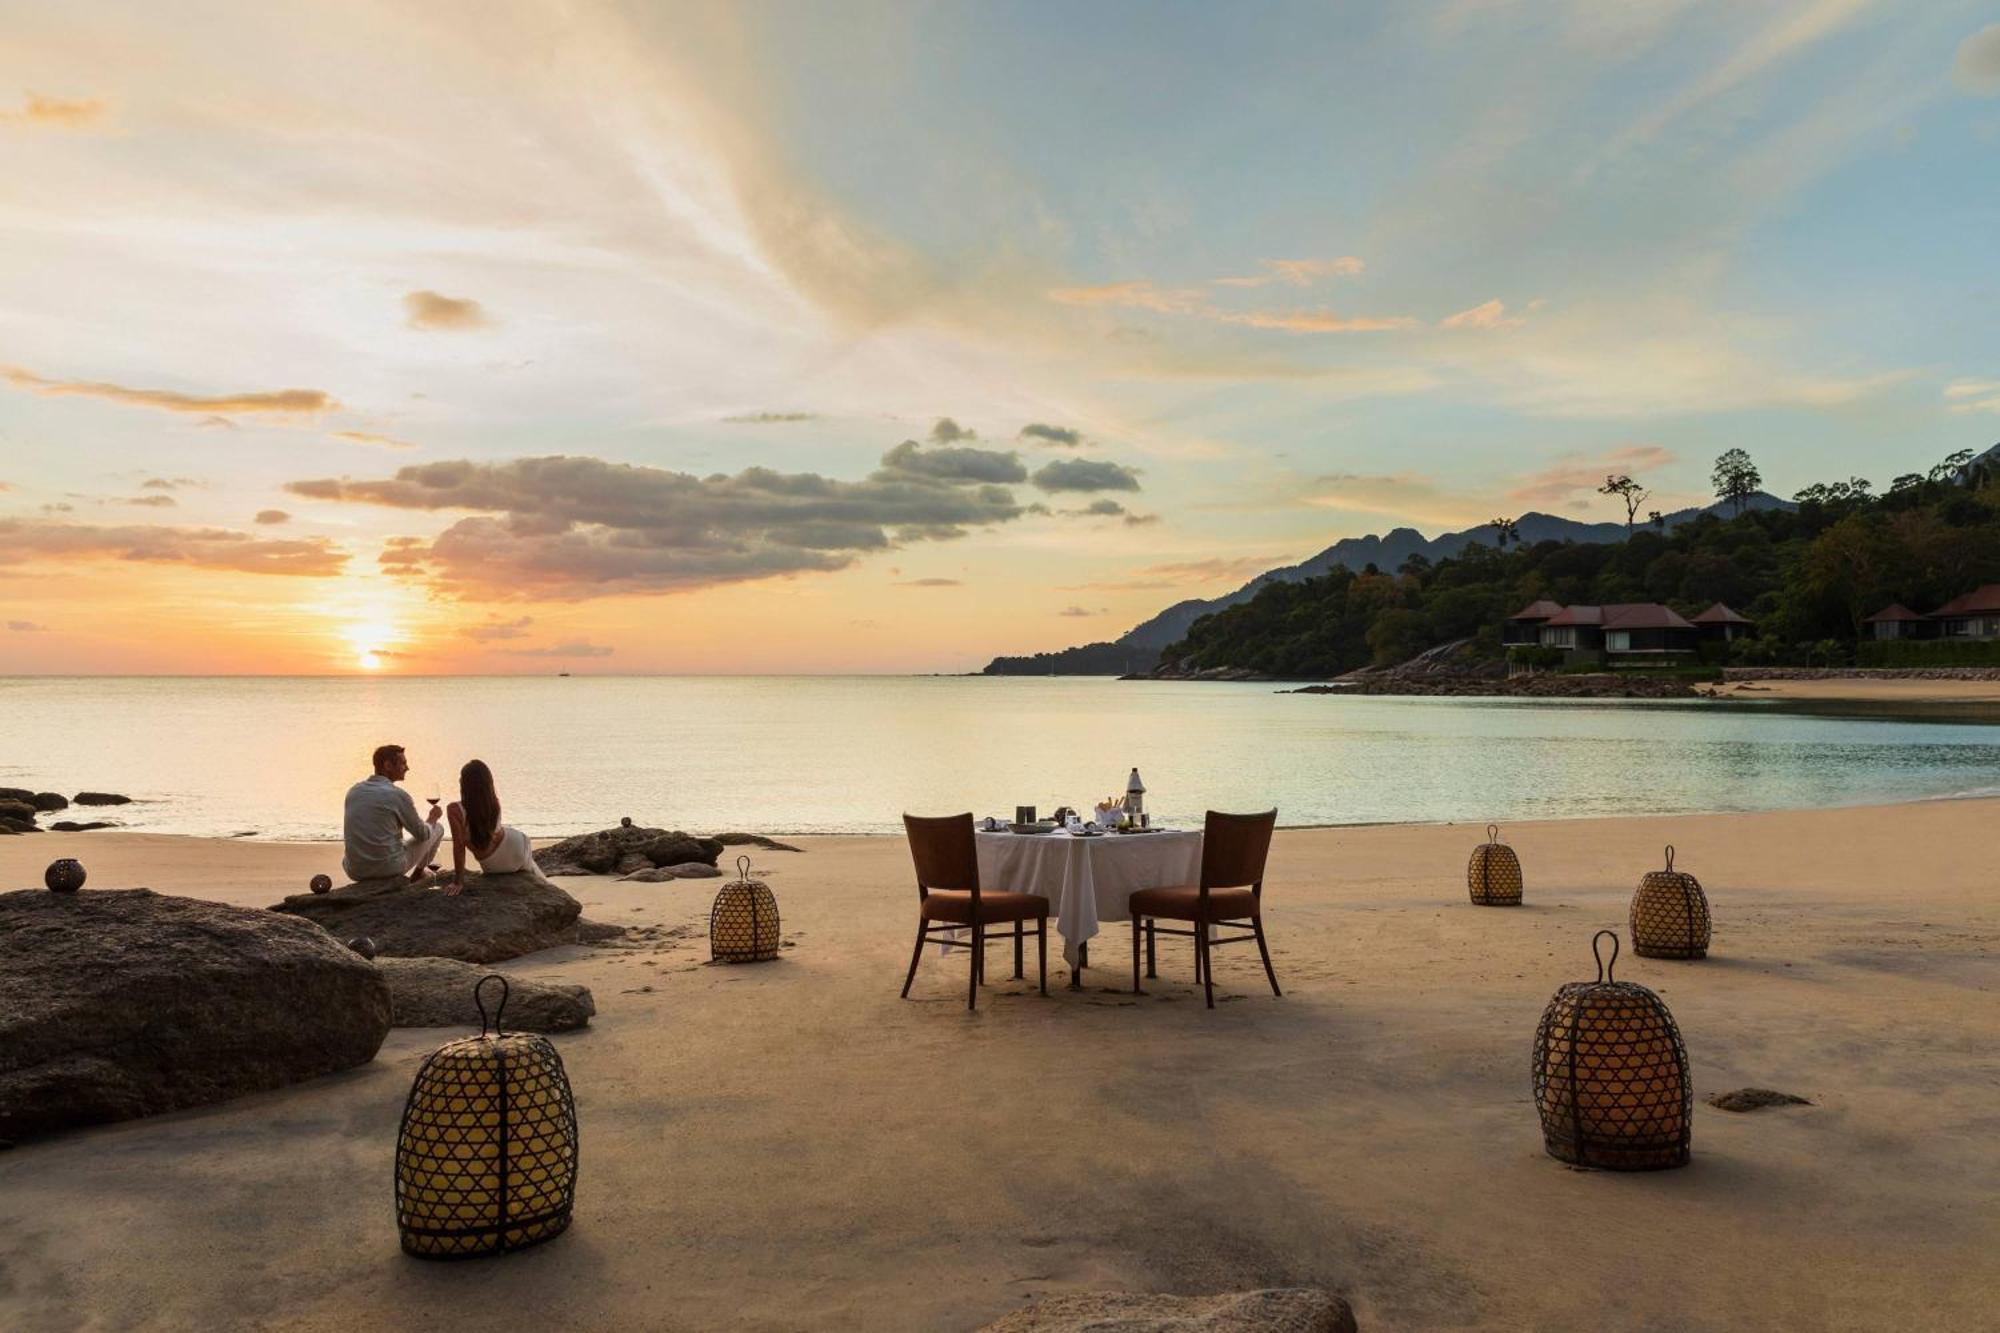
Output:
(1629, 844), (1711, 959)
(1533, 930), (1691, 1171)
(1466, 824), (1522, 906)
(709, 855), (780, 963)
(45, 859), (86, 893)
(395, 975), (578, 1258)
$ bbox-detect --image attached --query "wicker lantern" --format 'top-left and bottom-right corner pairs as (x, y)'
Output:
(709, 854), (779, 963)
(395, 975), (579, 1259)
(1466, 824), (1522, 906)
(1533, 930), (1691, 1171)
(1629, 844), (1711, 960)
(45, 858), (85, 893)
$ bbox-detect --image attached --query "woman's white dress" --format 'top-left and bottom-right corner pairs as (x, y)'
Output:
(474, 824), (536, 874)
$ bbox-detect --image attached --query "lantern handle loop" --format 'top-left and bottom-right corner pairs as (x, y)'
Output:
(1486, 823), (1499, 845)
(736, 853), (752, 883)
(1664, 844), (1675, 872)
(474, 973), (509, 1036)
(1591, 929), (1620, 983)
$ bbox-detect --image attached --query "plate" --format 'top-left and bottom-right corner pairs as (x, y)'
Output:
(1010, 822), (1057, 834)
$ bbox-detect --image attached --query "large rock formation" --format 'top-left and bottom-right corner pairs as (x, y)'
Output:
(0, 888), (392, 1141)
(73, 792), (133, 806)
(270, 871), (582, 963)
(980, 1290), (1357, 1333)
(376, 957), (594, 1032)
(31, 792), (68, 813)
(534, 824), (723, 877)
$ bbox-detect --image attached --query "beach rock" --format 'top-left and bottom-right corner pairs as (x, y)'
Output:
(573, 918), (626, 944)
(72, 792), (132, 806)
(49, 821), (117, 833)
(618, 867), (679, 882)
(1706, 1088), (1812, 1112)
(31, 793), (68, 813)
(269, 871), (582, 964)
(0, 800), (38, 824)
(713, 832), (804, 853)
(376, 957), (594, 1032)
(533, 824), (723, 877)
(0, 817), (38, 834)
(0, 787), (33, 803)
(980, 1289), (1356, 1333)
(615, 851), (652, 876)
(0, 887), (391, 1141)
(666, 861), (723, 878)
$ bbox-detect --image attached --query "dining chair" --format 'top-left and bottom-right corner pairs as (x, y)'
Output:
(1128, 809), (1281, 1009)
(901, 813), (1050, 1011)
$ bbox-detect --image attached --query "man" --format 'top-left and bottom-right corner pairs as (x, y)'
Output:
(342, 744), (444, 883)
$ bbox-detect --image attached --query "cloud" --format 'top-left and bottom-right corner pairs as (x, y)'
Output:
(1213, 257), (1366, 288)
(501, 640), (614, 658)
(0, 93), (109, 129)
(2, 366), (337, 417)
(196, 415), (238, 430)
(7, 620), (48, 632)
(285, 443), (1031, 599)
(0, 518), (347, 576)
(1301, 471), (1485, 526)
(1215, 308), (1419, 334)
(896, 577), (961, 587)
(141, 477), (197, 491)
(1057, 605), (1101, 617)
(928, 417), (977, 443)
(1048, 281), (1202, 314)
(1019, 422), (1085, 447)
(462, 615), (535, 642)
(1944, 379), (2000, 414)
(332, 430), (419, 450)
(721, 411), (818, 424)
(1441, 299), (1533, 331)
(1031, 458), (1141, 493)
(879, 439), (1025, 484)
(1505, 445), (1678, 508)
(1951, 24), (2000, 94)
(117, 494), (177, 508)
(403, 290), (494, 331)
(254, 509), (291, 525)
(1133, 556), (1286, 585)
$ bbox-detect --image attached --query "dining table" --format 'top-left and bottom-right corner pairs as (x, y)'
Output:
(973, 826), (1204, 986)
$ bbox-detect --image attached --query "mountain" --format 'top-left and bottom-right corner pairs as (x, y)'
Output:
(981, 492), (1795, 674)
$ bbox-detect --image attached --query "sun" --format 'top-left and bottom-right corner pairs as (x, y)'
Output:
(357, 649), (384, 671)
(341, 618), (400, 672)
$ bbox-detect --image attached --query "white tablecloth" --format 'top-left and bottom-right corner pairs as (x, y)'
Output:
(974, 829), (1203, 967)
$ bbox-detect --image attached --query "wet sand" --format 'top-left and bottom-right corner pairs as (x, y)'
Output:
(1713, 676), (2000, 703)
(2, 801), (1997, 1330)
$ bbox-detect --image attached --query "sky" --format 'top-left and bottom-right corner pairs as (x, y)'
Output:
(1, 1), (1997, 674)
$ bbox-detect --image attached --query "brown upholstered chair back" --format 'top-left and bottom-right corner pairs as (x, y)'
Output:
(904, 812), (981, 897)
(1201, 809), (1277, 892)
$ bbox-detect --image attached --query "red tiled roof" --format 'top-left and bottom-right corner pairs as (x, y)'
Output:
(1862, 603), (1924, 623)
(1601, 603), (1695, 631)
(1507, 599), (1566, 622)
(1542, 605), (1602, 627)
(1691, 602), (1752, 625)
(1929, 584), (2000, 619)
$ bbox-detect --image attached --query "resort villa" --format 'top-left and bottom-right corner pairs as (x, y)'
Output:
(1863, 585), (2000, 641)
(1502, 600), (1754, 666)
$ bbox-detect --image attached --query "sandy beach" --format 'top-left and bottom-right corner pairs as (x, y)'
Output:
(3, 801), (1998, 1331)
(1712, 677), (2000, 704)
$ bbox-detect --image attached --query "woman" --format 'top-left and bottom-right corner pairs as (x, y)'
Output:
(445, 759), (541, 893)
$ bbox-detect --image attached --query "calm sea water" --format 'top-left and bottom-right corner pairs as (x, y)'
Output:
(2, 676), (1997, 839)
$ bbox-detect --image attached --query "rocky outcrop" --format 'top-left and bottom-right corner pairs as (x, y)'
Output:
(0, 787), (33, 803)
(270, 871), (582, 964)
(713, 832), (804, 853)
(1706, 1087), (1812, 1111)
(534, 824), (723, 877)
(49, 820), (117, 833)
(31, 792), (68, 813)
(0, 887), (391, 1141)
(981, 1290), (1357, 1333)
(0, 799), (39, 824)
(73, 792), (132, 806)
(619, 863), (724, 882)
(1286, 672), (1698, 699)
(375, 957), (594, 1032)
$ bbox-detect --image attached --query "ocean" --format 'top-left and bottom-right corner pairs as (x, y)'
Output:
(3, 675), (1997, 839)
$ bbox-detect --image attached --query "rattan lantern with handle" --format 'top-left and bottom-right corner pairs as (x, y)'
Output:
(1466, 824), (1522, 906)
(1533, 930), (1691, 1171)
(1629, 844), (1711, 959)
(395, 975), (579, 1259)
(709, 854), (780, 963)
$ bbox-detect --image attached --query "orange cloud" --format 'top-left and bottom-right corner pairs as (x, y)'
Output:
(2, 366), (337, 416)
(1442, 299), (1533, 331)
(1505, 445), (1677, 508)
(1047, 281), (1201, 314)
(1134, 555), (1288, 585)
(0, 518), (347, 576)
(1214, 257), (1367, 287)
(332, 430), (419, 450)
(1217, 308), (1418, 334)
(403, 290), (494, 331)
(0, 93), (109, 129)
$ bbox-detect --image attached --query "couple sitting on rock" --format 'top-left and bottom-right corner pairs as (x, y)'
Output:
(341, 744), (539, 894)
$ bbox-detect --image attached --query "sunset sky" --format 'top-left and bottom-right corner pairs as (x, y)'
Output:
(3, 2), (1998, 674)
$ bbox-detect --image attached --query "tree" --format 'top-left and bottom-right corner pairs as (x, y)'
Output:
(1648, 509), (1666, 532)
(1597, 475), (1650, 535)
(1928, 449), (1975, 485)
(1488, 515), (1521, 548)
(1712, 448), (1762, 516)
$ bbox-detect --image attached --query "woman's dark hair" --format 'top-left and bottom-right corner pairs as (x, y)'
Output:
(459, 759), (501, 852)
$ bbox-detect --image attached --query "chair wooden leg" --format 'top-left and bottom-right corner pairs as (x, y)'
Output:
(1145, 918), (1156, 978)
(1037, 918), (1048, 995)
(1130, 916), (1142, 993)
(1253, 916), (1281, 997)
(1014, 921), (1024, 979)
(968, 921), (982, 1011)
(1199, 920), (1214, 1009)
(900, 920), (927, 999)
